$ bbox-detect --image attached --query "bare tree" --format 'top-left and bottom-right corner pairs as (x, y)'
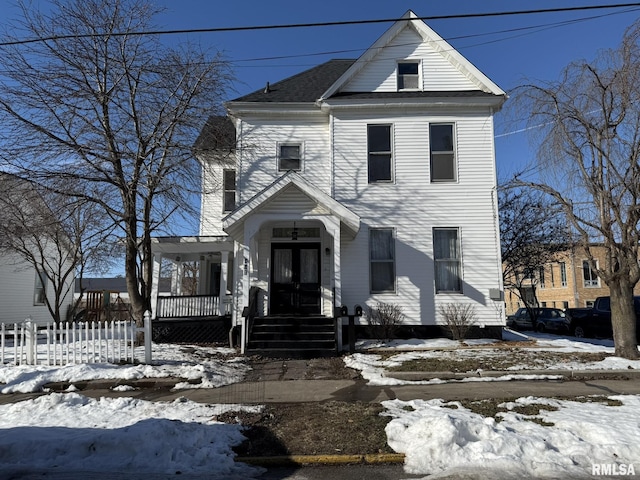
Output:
(509, 20), (640, 358)
(0, 175), (118, 323)
(0, 0), (232, 326)
(499, 186), (570, 323)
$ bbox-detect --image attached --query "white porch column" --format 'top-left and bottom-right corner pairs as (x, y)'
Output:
(331, 223), (343, 351)
(150, 253), (162, 320)
(170, 261), (183, 296)
(218, 251), (229, 316)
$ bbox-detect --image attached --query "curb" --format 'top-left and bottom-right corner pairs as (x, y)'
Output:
(237, 453), (405, 466)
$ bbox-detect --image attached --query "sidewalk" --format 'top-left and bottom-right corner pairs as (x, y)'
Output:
(9, 362), (639, 406)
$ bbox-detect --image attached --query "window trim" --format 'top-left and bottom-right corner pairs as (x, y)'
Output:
(429, 123), (457, 183)
(397, 60), (421, 91)
(433, 227), (463, 294)
(277, 142), (303, 172)
(367, 124), (394, 184)
(369, 227), (396, 294)
(222, 168), (236, 213)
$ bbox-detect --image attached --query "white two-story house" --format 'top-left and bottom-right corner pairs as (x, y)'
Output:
(150, 11), (507, 354)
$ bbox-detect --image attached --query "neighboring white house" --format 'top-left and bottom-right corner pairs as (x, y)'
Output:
(0, 252), (73, 325)
(0, 175), (76, 325)
(150, 11), (507, 353)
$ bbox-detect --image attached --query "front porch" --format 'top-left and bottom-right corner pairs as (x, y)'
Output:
(150, 236), (236, 343)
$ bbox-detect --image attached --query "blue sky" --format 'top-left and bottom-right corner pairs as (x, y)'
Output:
(1, 1), (639, 178)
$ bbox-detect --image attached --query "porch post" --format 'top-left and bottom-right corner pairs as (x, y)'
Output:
(331, 224), (343, 351)
(150, 253), (162, 320)
(171, 261), (183, 296)
(219, 251), (229, 316)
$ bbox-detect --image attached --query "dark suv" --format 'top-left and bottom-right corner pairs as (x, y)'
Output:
(507, 307), (569, 333)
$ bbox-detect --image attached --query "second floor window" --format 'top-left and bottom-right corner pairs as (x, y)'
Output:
(430, 123), (456, 182)
(367, 124), (392, 183)
(278, 143), (302, 171)
(538, 266), (545, 288)
(583, 260), (599, 287)
(560, 262), (567, 287)
(223, 169), (236, 213)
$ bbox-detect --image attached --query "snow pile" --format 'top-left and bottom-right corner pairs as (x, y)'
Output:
(0, 393), (261, 477)
(384, 396), (640, 479)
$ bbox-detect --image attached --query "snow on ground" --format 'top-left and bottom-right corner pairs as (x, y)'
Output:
(347, 331), (640, 386)
(384, 395), (640, 479)
(1, 333), (639, 478)
(0, 393), (262, 478)
(0, 343), (249, 393)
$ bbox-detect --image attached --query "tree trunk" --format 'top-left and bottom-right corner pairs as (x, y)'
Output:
(609, 280), (640, 359)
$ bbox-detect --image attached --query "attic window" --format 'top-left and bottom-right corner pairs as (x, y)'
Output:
(397, 61), (420, 91)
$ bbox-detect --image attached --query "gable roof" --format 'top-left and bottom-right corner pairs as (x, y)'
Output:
(228, 10), (505, 109)
(223, 171), (360, 238)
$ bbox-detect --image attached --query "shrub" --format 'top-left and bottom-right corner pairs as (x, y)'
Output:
(438, 303), (477, 340)
(366, 302), (405, 340)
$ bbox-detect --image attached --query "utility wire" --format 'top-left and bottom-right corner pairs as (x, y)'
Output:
(0, 3), (639, 47)
(231, 7), (639, 65)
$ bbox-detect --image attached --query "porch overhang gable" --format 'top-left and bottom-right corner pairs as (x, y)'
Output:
(222, 171), (360, 240)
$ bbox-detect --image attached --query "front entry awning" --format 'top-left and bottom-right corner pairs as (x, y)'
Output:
(222, 171), (360, 241)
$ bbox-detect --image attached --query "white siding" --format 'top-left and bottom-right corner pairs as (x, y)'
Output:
(343, 27), (479, 92)
(0, 252), (74, 325)
(334, 107), (502, 326)
(237, 116), (331, 202)
(199, 153), (235, 236)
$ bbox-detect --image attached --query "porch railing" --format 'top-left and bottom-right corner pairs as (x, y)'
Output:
(156, 295), (232, 319)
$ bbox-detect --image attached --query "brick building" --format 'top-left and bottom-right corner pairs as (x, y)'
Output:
(505, 245), (640, 315)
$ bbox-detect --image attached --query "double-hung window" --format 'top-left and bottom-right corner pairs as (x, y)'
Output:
(397, 61), (420, 90)
(434, 228), (462, 293)
(34, 271), (47, 305)
(582, 260), (599, 287)
(560, 262), (567, 287)
(370, 228), (395, 293)
(430, 123), (456, 182)
(367, 124), (392, 183)
(278, 143), (302, 171)
(222, 169), (236, 213)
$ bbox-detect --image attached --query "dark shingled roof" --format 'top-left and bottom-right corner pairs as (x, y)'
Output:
(229, 59), (356, 103)
(194, 115), (236, 152)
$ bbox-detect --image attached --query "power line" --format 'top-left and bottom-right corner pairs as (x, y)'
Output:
(1, 3), (639, 47)
(231, 7), (639, 65)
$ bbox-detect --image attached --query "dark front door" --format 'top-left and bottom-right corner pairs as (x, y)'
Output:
(271, 243), (321, 315)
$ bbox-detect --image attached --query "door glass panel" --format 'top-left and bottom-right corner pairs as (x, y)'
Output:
(273, 249), (293, 283)
(300, 248), (319, 284)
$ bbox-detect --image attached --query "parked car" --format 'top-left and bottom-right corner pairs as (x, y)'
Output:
(507, 307), (569, 333)
(568, 296), (640, 339)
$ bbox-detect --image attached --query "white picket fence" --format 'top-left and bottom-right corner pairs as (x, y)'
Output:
(0, 313), (152, 366)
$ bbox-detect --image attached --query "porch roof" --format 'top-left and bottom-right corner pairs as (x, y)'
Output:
(223, 172), (360, 239)
(151, 235), (235, 256)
